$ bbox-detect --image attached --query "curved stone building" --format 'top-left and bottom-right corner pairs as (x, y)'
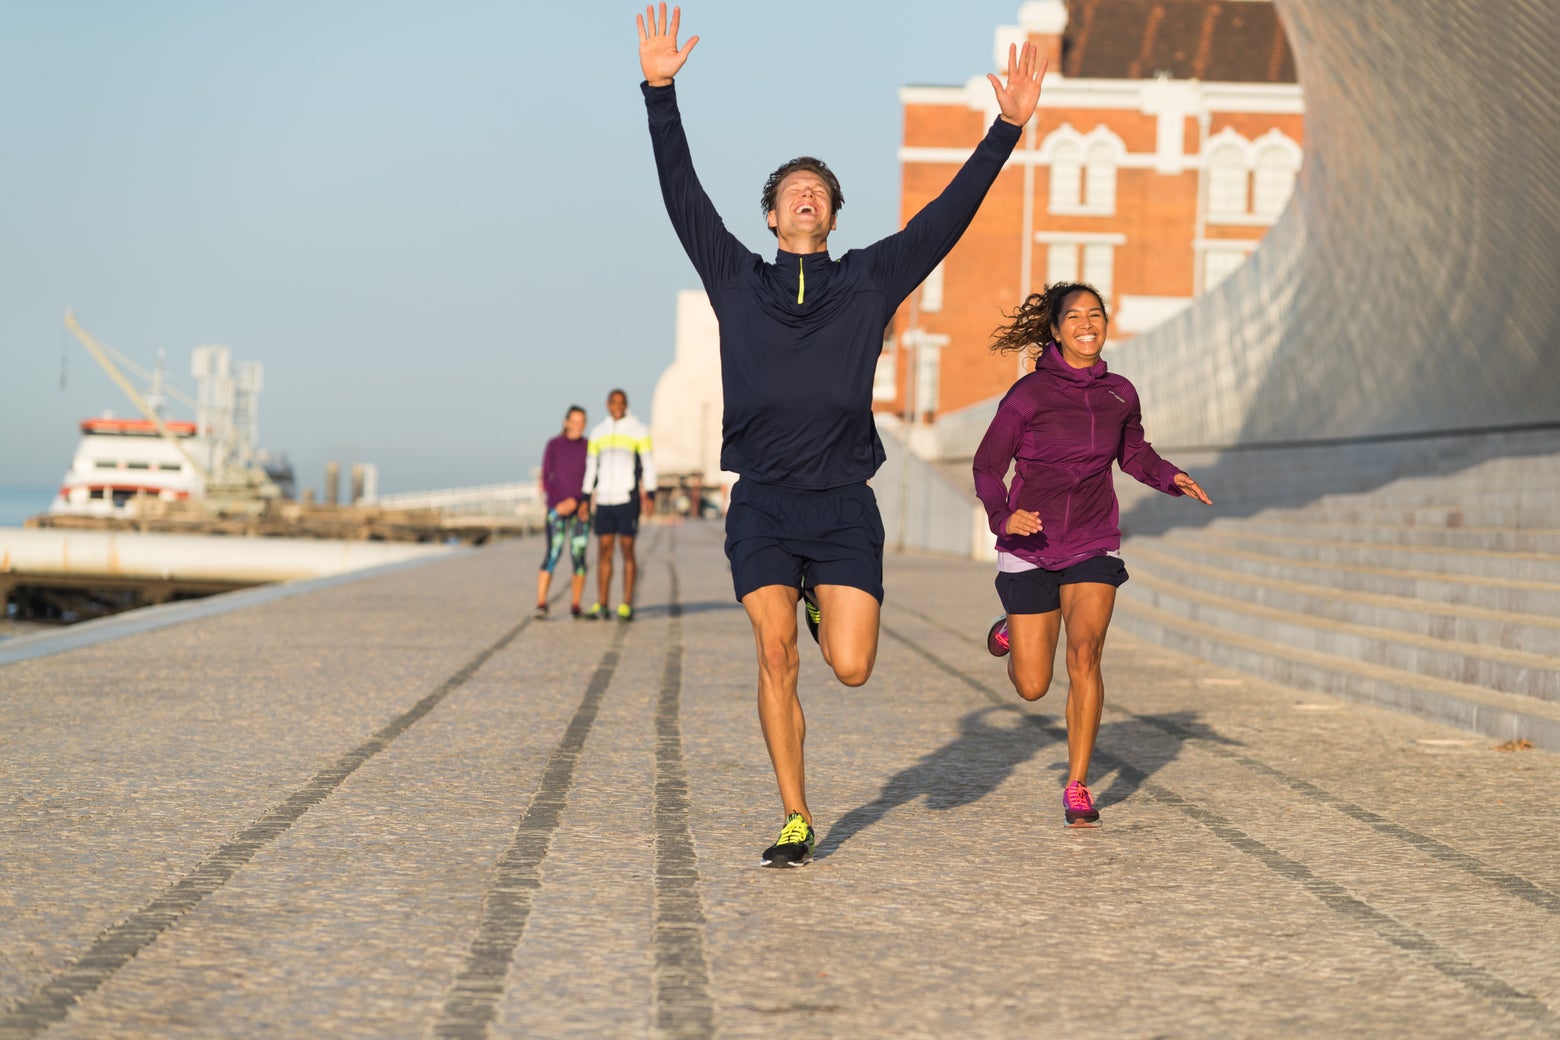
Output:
(1111, 0), (1560, 447)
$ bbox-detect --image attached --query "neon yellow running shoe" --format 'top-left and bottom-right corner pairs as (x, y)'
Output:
(616, 603), (634, 621)
(761, 812), (816, 868)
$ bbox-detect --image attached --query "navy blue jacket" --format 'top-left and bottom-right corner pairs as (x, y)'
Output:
(644, 81), (1021, 490)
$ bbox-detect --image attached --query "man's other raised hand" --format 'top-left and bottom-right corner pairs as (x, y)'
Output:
(638, 3), (699, 86)
(988, 42), (1046, 127)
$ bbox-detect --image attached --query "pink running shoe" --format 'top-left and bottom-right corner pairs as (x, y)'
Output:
(1063, 781), (1100, 827)
(986, 615), (1010, 657)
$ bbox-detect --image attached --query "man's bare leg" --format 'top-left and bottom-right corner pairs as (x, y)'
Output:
(812, 584), (880, 687)
(742, 584), (808, 821)
(596, 534), (617, 607)
(618, 534), (638, 608)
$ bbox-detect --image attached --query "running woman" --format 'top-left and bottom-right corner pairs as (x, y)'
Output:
(534, 405), (591, 620)
(581, 389), (657, 621)
(972, 282), (1211, 828)
(637, 3), (1046, 865)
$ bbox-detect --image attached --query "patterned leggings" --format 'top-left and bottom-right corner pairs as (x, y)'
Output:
(541, 509), (589, 576)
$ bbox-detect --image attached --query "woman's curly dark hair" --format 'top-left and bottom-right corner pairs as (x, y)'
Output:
(989, 282), (1109, 365)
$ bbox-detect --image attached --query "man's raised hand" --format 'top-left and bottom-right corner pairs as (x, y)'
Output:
(638, 3), (698, 86)
(988, 41), (1046, 127)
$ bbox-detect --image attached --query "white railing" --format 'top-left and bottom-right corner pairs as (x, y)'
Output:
(365, 482), (543, 519)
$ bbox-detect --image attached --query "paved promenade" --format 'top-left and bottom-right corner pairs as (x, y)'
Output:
(2, 523), (1557, 1039)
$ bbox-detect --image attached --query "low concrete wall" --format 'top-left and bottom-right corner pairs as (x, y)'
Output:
(0, 528), (456, 586)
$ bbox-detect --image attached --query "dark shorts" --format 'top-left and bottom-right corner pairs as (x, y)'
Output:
(724, 480), (885, 603)
(995, 555), (1129, 615)
(593, 502), (641, 537)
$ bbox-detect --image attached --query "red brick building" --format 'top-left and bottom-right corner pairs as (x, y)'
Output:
(876, 0), (1303, 424)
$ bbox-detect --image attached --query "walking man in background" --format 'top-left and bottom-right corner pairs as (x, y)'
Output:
(582, 388), (656, 621)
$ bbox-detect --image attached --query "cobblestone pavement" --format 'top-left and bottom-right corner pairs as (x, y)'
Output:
(2, 523), (1556, 1039)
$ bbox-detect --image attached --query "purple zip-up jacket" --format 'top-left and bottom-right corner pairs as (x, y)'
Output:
(540, 434), (588, 512)
(972, 343), (1184, 569)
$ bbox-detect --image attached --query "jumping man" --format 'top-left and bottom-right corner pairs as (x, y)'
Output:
(637, 3), (1045, 865)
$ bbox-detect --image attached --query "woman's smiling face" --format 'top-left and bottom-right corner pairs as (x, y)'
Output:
(1051, 289), (1108, 368)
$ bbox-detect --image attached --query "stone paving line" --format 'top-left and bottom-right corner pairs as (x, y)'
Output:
(1, 522), (1556, 1039)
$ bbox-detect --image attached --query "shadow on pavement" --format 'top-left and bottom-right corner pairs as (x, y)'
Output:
(818, 707), (1233, 856)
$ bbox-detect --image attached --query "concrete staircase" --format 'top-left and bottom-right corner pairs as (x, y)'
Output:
(1111, 434), (1560, 750)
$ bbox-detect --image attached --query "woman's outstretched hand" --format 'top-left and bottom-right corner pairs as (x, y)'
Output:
(638, 3), (699, 86)
(1174, 472), (1213, 505)
(988, 42), (1046, 127)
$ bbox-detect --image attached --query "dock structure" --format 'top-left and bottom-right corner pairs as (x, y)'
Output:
(3, 525), (1556, 1038)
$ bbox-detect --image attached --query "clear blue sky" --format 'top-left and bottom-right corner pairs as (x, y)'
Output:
(1, 1), (1028, 497)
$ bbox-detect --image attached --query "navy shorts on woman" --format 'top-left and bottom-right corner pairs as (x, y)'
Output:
(995, 554), (1128, 615)
(724, 480), (885, 603)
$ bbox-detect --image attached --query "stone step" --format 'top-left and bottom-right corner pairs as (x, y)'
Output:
(1209, 516), (1560, 554)
(1164, 527), (1560, 584)
(1120, 557), (1560, 702)
(1111, 588), (1560, 752)
(1127, 539), (1560, 658)
(1141, 531), (1560, 618)
(1261, 504), (1554, 530)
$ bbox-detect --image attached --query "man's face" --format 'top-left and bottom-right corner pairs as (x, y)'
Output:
(607, 392), (627, 420)
(766, 170), (837, 241)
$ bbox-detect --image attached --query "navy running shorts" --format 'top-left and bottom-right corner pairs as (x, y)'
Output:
(995, 555), (1129, 615)
(593, 501), (641, 537)
(724, 480), (885, 603)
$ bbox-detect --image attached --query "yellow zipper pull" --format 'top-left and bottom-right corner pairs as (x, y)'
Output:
(797, 256), (805, 305)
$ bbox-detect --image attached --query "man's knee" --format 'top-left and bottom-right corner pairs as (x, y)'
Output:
(826, 648), (875, 688)
(755, 634), (799, 680)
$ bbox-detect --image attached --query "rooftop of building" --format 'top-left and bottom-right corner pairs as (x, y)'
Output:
(1061, 0), (1296, 83)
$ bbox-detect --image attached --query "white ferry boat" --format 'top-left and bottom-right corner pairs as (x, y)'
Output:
(49, 414), (207, 517)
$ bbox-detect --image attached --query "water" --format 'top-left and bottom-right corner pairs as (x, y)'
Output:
(0, 486), (54, 527)
(1, 487), (57, 639)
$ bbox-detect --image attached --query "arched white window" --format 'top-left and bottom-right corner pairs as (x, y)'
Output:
(1049, 140), (1082, 212)
(1206, 143), (1249, 219)
(1084, 140), (1117, 212)
(1252, 145), (1298, 218)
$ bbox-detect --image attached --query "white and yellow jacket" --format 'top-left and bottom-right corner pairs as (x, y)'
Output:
(582, 413), (657, 507)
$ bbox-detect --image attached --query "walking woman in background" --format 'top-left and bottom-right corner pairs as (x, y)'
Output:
(534, 405), (591, 620)
(972, 282), (1211, 827)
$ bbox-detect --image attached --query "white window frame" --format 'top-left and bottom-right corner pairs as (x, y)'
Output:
(1048, 138), (1083, 213)
(1206, 139), (1250, 221)
(1251, 130), (1302, 220)
(1043, 125), (1124, 217)
(1037, 232), (1126, 303)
